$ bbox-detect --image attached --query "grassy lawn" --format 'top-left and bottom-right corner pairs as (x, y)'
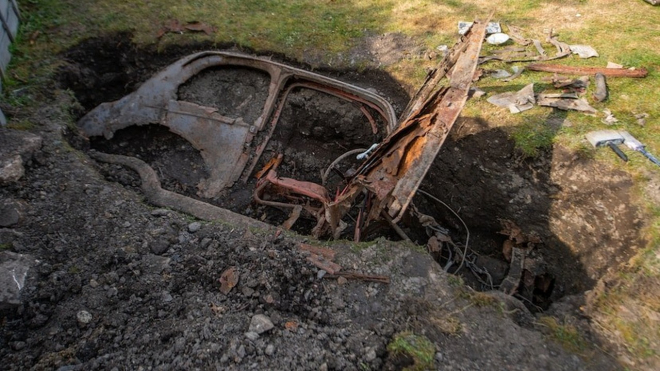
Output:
(6, 0), (660, 367)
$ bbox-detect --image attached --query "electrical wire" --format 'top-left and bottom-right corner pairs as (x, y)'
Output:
(321, 148), (366, 186)
(418, 189), (470, 273)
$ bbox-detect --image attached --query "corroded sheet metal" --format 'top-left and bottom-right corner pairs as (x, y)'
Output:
(331, 19), (489, 228)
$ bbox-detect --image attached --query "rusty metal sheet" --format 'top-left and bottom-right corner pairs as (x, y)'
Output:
(356, 19), (488, 224)
(164, 100), (251, 197)
(265, 170), (330, 203)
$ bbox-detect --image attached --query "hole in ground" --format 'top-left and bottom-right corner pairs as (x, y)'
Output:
(60, 35), (644, 312)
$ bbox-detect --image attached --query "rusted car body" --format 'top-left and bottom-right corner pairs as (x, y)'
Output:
(79, 51), (398, 198)
(79, 19), (488, 240)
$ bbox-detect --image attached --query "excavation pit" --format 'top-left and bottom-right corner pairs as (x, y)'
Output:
(63, 38), (644, 312)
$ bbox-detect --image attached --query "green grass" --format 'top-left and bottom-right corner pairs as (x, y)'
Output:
(387, 331), (435, 371)
(538, 316), (587, 354)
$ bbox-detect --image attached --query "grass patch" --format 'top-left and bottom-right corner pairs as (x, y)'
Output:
(6, 120), (37, 131)
(511, 115), (558, 158)
(538, 316), (587, 354)
(387, 331), (435, 371)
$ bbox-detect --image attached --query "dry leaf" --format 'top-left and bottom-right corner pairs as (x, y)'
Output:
(427, 236), (441, 253)
(219, 266), (239, 294)
(285, 321), (298, 331)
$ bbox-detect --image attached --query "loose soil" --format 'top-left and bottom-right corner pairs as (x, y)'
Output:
(1, 33), (642, 369)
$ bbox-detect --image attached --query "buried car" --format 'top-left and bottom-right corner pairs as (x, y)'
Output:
(78, 19), (488, 241)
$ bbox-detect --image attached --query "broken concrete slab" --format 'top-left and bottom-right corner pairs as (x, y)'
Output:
(0, 251), (36, 308)
(486, 83), (536, 113)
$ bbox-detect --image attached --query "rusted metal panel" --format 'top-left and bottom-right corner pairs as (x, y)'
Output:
(526, 63), (648, 77)
(329, 19), (489, 229)
(164, 100), (251, 197)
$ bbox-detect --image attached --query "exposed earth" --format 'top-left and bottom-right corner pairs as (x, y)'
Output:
(0, 33), (647, 370)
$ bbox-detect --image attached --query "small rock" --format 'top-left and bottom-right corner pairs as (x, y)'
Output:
(122, 221), (131, 228)
(161, 291), (173, 303)
(200, 237), (212, 248)
(151, 209), (170, 216)
(319, 363), (328, 371)
(265, 344), (275, 356)
(188, 222), (202, 233)
(0, 203), (22, 227)
(0, 155), (24, 184)
(106, 287), (118, 298)
(150, 239), (170, 255)
(317, 270), (327, 280)
(236, 344), (246, 359)
(435, 352), (443, 362)
(337, 276), (348, 285)
(245, 331), (259, 341)
(77, 310), (92, 325)
(241, 287), (254, 297)
(89, 279), (99, 288)
(365, 348), (377, 362)
(249, 314), (274, 334)
(0, 251), (35, 308)
(11, 341), (26, 351)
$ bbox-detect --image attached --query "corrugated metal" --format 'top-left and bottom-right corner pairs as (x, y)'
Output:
(0, 0), (19, 126)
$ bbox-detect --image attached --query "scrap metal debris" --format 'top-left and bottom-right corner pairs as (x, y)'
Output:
(537, 94), (597, 114)
(526, 63), (648, 77)
(458, 21), (501, 35)
(601, 109), (618, 125)
(593, 73), (608, 102)
(497, 220), (547, 297)
(481, 28), (571, 63)
(503, 66), (524, 82)
(489, 69), (512, 79)
(569, 45), (599, 59)
(246, 19), (489, 239)
(550, 75), (589, 91)
(486, 83), (535, 113)
(486, 33), (510, 45)
(507, 25), (531, 46)
(298, 243), (390, 283)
